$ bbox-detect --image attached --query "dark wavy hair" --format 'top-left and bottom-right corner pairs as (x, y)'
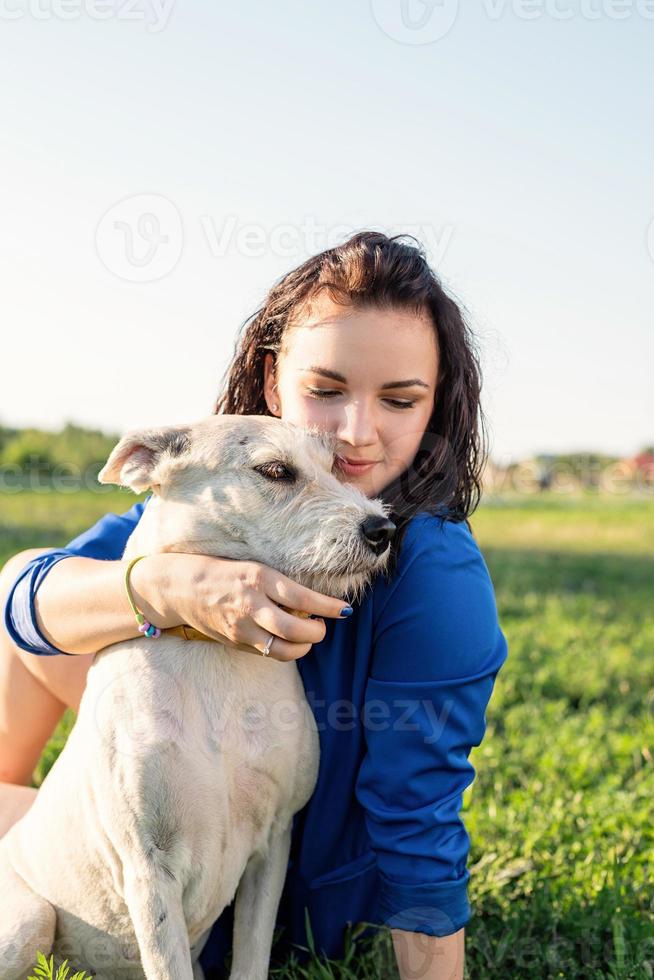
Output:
(214, 231), (488, 579)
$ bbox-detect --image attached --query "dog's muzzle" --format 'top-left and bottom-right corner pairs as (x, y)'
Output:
(359, 516), (396, 556)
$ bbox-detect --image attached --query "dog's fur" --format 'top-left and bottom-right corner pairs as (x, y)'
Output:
(0, 416), (393, 980)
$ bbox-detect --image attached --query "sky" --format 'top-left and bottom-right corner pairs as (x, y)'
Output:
(1, 0), (652, 464)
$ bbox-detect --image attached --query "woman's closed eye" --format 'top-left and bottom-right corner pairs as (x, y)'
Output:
(305, 387), (417, 410)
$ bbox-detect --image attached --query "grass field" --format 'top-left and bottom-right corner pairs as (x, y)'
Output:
(1, 489), (652, 978)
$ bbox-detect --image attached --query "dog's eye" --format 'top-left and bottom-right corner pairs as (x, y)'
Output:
(254, 462), (296, 483)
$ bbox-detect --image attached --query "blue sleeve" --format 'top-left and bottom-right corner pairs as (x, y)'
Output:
(355, 514), (508, 938)
(3, 496), (150, 657)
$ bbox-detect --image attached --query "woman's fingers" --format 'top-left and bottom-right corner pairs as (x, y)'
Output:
(223, 626), (312, 663)
(192, 559), (352, 662)
(251, 601), (327, 645)
(259, 567), (351, 620)
(211, 598), (326, 662)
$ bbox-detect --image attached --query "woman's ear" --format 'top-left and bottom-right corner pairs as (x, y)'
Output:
(97, 426), (192, 493)
(262, 352), (280, 416)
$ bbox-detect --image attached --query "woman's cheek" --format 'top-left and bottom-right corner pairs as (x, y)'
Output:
(383, 418), (418, 459)
(384, 423), (427, 476)
(298, 397), (337, 430)
(282, 394), (331, 431)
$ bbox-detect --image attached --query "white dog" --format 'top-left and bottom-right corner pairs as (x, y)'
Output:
(0, 415), (395, 980)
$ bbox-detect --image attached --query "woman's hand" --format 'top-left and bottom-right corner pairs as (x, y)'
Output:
(134, 552), (351, 662)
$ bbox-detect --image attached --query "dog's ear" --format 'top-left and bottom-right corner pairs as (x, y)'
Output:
(98, 426), (192, 493)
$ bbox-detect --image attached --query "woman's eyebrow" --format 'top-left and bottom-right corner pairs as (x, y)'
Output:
(301, 366), (430, 390)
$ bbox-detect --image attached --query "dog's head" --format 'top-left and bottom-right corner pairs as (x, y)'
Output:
(98, 415), (395, 600)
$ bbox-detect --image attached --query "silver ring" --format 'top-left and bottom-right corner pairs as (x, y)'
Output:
(262, 633), (275, 657)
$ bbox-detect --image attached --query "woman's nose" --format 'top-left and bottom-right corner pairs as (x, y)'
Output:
(337, 401), (378, 446)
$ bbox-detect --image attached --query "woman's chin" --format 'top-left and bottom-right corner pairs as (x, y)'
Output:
(335, 466), (392, 500)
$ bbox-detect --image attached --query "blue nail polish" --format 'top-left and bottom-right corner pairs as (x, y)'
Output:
(340, 606), (354, 618)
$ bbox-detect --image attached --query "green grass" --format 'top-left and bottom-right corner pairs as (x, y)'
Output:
(27, 950), (92, 979)
(0, 486), (147, 563)
(3, 489), (653, 978)
(464, 496), (654, 979)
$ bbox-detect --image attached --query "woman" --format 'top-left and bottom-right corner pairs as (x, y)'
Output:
(0, 232), (508, 979)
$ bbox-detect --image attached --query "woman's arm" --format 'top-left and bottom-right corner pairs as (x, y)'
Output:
(3, 499), (151, 656)
(355, 515), (508, 977)
(392, 928), (464, 980)
(4, 499), (348, 660)
(32, 553), (348, 658)
(31, 553), (182, 656)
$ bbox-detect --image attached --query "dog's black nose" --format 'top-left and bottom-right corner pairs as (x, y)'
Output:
(360, 516), (396, 556)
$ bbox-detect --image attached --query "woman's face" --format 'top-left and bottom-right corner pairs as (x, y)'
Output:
(263, 295), (439, 499)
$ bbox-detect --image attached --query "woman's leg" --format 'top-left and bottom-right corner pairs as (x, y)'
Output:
(0, 549), (94, 786)
(0, 782), (37, 838)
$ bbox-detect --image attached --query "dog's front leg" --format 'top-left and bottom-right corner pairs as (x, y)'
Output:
(229, 825), (292, 980)
(123, 864), (194, 979)
(0, 851), (56, 980)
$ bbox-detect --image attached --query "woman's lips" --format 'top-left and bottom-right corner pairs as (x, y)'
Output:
(335, 456), (379, 476)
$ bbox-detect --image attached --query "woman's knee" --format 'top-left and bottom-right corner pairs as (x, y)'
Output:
(0, 549), (70, 783)
(0, 547), (93, 713)
(0, 548), (53, 596)
(0, 547), (53, 642)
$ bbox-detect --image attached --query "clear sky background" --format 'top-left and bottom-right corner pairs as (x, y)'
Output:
(1, 0), (652, 463)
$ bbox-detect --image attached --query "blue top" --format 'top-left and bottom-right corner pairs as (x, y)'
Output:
(3, 497), (508, 975)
